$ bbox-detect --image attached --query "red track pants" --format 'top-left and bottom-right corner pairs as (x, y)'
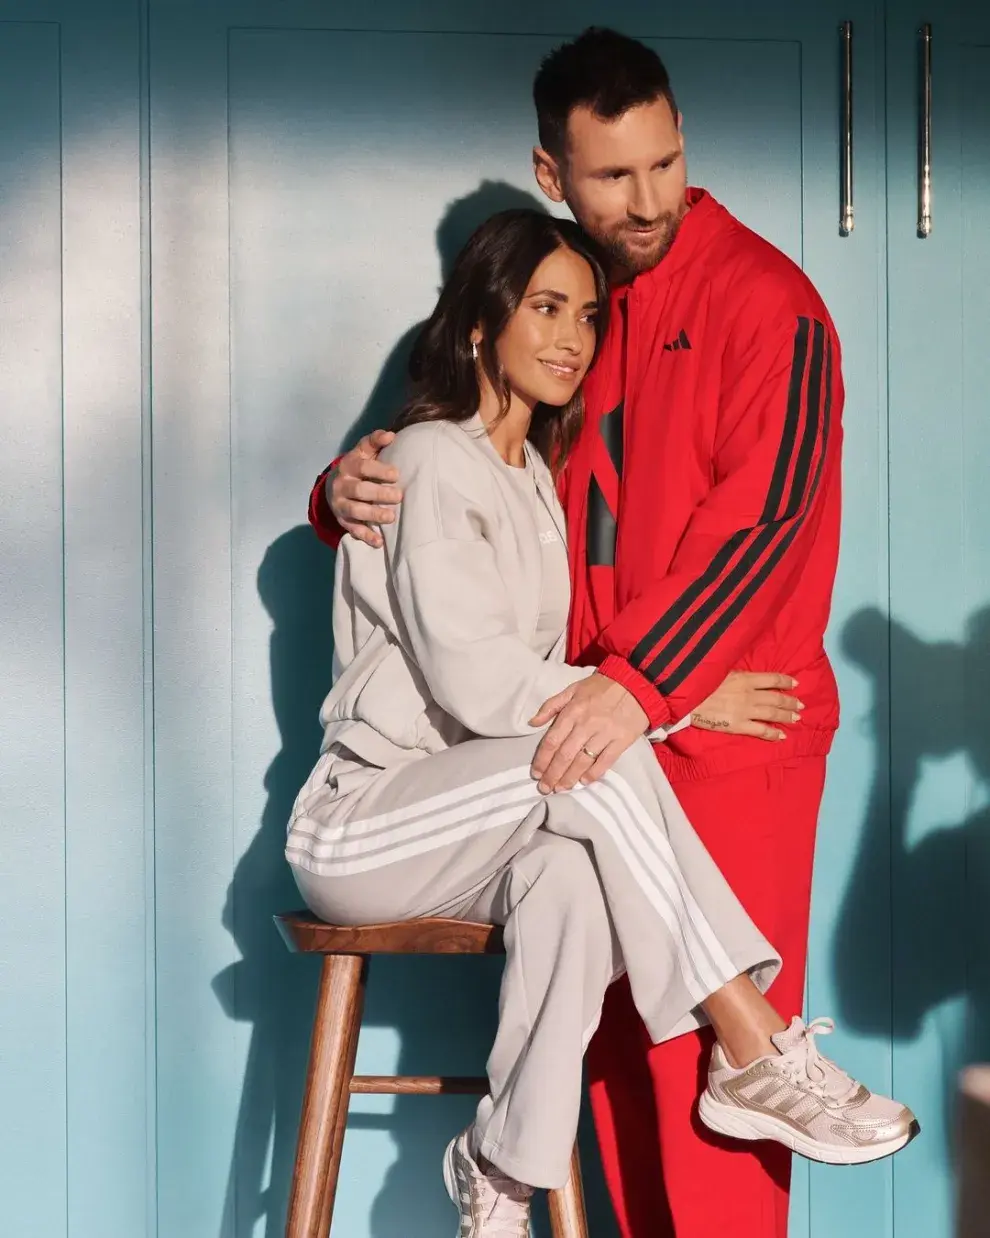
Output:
(587, 756), (827, 1238)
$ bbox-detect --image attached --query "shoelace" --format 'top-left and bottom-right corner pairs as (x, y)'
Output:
(776, 1017), (859, 1105)
(470, 1164), (533, 1237)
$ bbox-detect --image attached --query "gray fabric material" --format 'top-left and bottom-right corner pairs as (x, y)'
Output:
(318, 415), (594, 772)
(288, 731), (780, 1189)
(501, 454), (571, 658)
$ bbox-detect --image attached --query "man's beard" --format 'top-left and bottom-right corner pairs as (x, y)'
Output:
(593, 210), (684, 278)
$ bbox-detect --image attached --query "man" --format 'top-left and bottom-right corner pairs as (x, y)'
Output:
(310, 28), (843, 1238)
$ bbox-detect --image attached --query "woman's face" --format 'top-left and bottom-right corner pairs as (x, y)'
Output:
(490, 246), (600, 409)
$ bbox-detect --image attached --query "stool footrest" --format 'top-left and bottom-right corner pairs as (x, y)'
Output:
(349, 1075), (487, 1095)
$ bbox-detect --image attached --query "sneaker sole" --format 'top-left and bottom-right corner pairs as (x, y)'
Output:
(442, 1134), (460, 1204)
(698, 1091), (921, 1165)
(442, 1135), (471, 1237)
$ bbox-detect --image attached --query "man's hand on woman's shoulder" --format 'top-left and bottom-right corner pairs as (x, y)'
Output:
(328, 429), (403, 548)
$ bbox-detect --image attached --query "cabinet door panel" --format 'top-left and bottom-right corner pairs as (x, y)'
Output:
(149, 6), (885, 1236)
(885, 8), (990, 1236)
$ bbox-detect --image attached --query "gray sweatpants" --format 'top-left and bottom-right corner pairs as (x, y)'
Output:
(286, 733), (779, 1189)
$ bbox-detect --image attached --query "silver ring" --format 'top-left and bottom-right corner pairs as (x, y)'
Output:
(581, 746), (601, 760)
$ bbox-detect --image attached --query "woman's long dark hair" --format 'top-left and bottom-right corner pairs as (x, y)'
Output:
(393, 209), (610, 475)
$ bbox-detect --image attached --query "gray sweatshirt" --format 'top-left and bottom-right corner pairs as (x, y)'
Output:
(318, 413), (595, 770)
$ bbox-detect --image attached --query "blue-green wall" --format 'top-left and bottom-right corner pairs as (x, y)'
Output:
(1, 3), (986, 1236)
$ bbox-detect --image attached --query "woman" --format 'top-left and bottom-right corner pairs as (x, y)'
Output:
(286, 211), (915, 1235)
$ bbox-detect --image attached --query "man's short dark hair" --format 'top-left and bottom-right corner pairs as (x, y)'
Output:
(533, 27), (677, 159)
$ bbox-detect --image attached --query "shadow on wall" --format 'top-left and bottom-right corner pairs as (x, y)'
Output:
(340, 177), (554, 451)
(212, 524), (335, 1238)
(833, 606), (990, 1178)
(212, 179), (618, 1238)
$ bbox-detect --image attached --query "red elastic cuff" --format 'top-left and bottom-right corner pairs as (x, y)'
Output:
(308, 458), (344, 549)
(598, 654), (672, 731)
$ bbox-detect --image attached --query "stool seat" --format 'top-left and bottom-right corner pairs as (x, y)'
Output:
(277, 909), (588, 1238)
(275, 912), (504, 956)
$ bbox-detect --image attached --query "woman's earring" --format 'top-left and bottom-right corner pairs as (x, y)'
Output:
(471, 340), (479, 361)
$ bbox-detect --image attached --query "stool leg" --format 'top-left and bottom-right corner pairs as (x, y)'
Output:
(286, 954), (367, 1238)
(314, 976), (364, 1238)
(548, 1143), (589, 1238)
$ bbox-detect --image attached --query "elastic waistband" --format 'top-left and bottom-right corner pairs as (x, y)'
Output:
(653, 725), (835, 784)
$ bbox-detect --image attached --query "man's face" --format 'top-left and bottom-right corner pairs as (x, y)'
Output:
(534, 99), (687, 280)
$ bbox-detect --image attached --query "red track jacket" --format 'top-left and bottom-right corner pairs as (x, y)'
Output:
(309, 189), (843, 782)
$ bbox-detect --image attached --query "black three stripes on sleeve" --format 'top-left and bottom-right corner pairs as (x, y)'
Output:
(586, 402), (624, 568)
(628, 317), (833, 695)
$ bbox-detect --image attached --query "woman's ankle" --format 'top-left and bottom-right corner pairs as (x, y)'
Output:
(717, 1030), (779, 1069)
(703, 975), (790, 1067)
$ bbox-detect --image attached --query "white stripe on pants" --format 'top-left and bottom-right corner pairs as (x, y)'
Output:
(286, 732), (779, 1189)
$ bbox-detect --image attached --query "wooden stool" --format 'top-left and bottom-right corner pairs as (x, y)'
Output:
(276, 912), (590, 1238)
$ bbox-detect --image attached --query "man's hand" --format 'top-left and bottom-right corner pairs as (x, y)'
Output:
(528, 673), (650, 794)
(328, 429), (403, 548)
(529, 668), (803, 793)
(691, 671), (803, 741)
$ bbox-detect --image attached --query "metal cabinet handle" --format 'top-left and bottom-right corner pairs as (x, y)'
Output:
(919, 23), (933, 237)
(840, 21), (854, 235)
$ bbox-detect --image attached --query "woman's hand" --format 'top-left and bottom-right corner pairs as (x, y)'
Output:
(691, 671), (804, 742)
(529, 673), (650, 793)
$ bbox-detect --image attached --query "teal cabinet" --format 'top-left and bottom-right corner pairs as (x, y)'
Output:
(0, 2), (983, 1236)
(0, 7), (150, 1238)
(864, 8), (990, 1236)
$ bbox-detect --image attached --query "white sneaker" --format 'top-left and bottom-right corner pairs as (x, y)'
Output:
(699, 1016), (920, 1165)
(442, 1127), (533, 1237)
